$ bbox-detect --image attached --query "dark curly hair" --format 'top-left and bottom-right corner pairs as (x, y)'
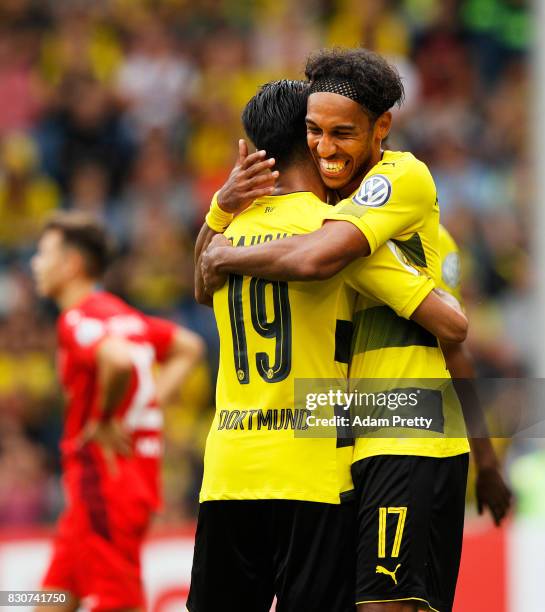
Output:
(242, 80), (309, 170)
(305, 48), (404, 120)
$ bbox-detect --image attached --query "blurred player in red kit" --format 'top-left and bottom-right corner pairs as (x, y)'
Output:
(31, 212), (204, 612)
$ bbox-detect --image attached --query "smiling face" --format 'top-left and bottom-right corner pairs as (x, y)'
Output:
(305, 92), (391, 198)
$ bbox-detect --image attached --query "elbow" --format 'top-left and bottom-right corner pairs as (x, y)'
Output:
(295, 253), (340, 281)
(99, 338), (134, 375)
(108, 353), (134, 376)
(194, 285), (212, 306)
(441, 314), (468, 344)
(174, 328), (206, 364)
(297, 262), (329, 281)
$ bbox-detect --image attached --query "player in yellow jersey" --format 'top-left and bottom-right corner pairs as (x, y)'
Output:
(201, 49), (470, 612)
(190, 81), (467, 612)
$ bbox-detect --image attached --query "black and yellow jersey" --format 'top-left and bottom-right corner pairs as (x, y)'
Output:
(326, 150), (440, 281)
(324, 152), (468, 460)
(437, 224), (462, 303)
(200, 191), (436, 504)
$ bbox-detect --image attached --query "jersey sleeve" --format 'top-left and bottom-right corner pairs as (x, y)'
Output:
(341, 242), (435, 319)
(144, 316), (177, 362)
(323, 159), (437, 254)
(58, 315), (107, 368)
(436, 226), (463, 303)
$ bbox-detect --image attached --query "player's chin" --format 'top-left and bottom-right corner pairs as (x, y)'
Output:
(320, 172), (347, 190)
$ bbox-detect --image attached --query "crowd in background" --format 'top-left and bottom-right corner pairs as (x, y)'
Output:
(0, 0), (532, 527)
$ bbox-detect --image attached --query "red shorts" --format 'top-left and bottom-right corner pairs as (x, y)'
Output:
(42, 445), (155, 611)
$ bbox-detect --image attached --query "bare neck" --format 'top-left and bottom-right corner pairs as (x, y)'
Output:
(273, 157), (327, 202)
(57, 277), (98, 311)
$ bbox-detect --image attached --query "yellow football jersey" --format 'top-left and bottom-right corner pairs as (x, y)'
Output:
(200, 191), (436, 504)
(437, 224), (462, 304)
(326, 150), (440, 280)
(325, 153), (469, 461)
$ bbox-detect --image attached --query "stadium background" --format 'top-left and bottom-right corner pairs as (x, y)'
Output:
(0, 0), (540, 610)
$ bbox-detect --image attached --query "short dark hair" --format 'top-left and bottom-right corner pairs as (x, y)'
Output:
(242, 80), (309, 169)
(42, 212), (115, 278)
(305, 48), (404, 120)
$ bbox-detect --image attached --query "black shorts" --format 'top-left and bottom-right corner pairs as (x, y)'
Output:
(351, 453), (469, 612)
(187, 499), (356, 612)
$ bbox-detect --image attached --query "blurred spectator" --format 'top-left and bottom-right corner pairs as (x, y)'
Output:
(36, 72), (135, 197)
(40, 5), (122, 85)
(124, 133), (199, 234)
(116, 13), (197, 138)
(0, 24), (46, 136)
(0, 427), (52, 526)
(0, 132), (60, 255)
(65, 161), (128, 242)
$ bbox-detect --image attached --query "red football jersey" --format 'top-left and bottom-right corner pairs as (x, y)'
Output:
(57, 291), (176, 508)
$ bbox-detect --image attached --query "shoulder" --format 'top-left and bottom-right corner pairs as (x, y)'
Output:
(353, 151), (435, 206)
(59, 309), (107, 348)
(438, 224), (459, 256)
(60, 292), (133, 341)
(378, 151), (434, 186)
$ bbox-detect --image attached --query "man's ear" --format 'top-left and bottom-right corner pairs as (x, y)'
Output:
(375, 111), (392, 142)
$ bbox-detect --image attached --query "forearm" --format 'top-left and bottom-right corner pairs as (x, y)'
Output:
(156, 329), (205, 406)
(96, 338), (134, 419)
(195, 222), (219, 264)
(195, 222), (219, 305)
(469, 437), (500, 470)
(156, 355), (198, 406)
(442, 342), (493, 444)
(214, 225), (365, 281)
(411, 290), (468, 343)
(213, 237), (316, 280)
(98, 362), (133, 419)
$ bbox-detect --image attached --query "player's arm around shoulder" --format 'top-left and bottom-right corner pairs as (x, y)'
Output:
(201, 217), (371, 288)
(341, 240), (467, 344)
(269, 219), (370, 281)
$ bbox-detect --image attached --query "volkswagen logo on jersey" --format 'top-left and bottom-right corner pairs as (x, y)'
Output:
(442, 251), (461, 289)
(353, 174), (392, 207)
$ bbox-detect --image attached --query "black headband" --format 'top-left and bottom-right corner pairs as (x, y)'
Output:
(309, 78), (361, 103)
(309, 77), (384, 117)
